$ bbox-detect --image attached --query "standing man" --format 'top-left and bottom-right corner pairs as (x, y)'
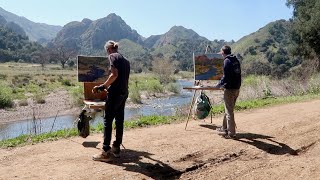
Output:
(92, 40), (130, 162)
(216, 45), (241, 138)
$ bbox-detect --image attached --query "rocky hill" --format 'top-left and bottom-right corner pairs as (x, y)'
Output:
(53, 13), (144, 53)
(0, 7), (61, 42)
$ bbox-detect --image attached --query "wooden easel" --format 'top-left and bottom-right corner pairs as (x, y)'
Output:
(183, 45), (223, 130)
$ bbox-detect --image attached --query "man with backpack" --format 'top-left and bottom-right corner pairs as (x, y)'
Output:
(216, 45), (241, 138)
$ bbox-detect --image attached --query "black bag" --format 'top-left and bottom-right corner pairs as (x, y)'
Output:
(77, 110), (92, 138)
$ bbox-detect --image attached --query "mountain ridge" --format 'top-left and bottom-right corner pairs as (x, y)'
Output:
(0, 7), (62, 41)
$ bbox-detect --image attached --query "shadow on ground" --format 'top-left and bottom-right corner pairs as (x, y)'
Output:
(82, 141), (100, 148)
(111, 149), (182, 180)
(199, 124), (218, 130)
(234, 133), (298, 155)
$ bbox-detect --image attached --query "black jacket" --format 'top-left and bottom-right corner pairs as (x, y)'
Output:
(218, 54), (241, 89)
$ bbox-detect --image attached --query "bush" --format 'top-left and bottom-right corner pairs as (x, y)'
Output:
(61, 79), (72, 86)
(0, 84), (14, 109)
(129, 87), (142, 104)
(19, 99), (28, 106)
(34, 95), (46, 104)
(166, 83), (180, 94)
(0, 74), (7, 80)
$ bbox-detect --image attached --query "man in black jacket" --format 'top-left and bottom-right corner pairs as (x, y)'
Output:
(216, 45), (241, 138)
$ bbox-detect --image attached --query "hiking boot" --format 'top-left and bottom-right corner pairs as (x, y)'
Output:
(92, 150), (113, 162)
(111, 145), (121, 158)
(224, 134), (237, 139)
(216, 127), (227, 133)
(219, 132), (237, 139)
(217, 130), (228, 136)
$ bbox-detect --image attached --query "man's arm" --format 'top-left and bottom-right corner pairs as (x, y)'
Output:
(102, 66), (118, 89)
(216, 59), (229, 88)
(92, 66), (118, 94)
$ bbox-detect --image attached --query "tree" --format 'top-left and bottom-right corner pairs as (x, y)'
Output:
(152, 57), (176, 84)
(32, 47), (50, 70)
(50, 44), (77, 68)
(287, 0), (320, 70)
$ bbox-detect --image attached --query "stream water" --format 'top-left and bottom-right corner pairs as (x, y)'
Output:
(0, 80), (194, 140)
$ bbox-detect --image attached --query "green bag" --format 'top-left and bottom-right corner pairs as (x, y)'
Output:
(194, 92), (212, 119)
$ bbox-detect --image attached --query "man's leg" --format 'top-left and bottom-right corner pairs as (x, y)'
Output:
(113, 94), (127, 147)
(102, 94), (117, 152)
(222, 114), (227, 130)
(110, 94), (127, 157)
(224, 89), (239, 136)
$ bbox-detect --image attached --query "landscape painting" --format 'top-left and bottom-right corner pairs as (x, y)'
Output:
(194, 53), (224, 80)
(77, 56), (110, 82)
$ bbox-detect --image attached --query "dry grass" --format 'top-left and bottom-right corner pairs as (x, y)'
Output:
(239, 74), (320, 101)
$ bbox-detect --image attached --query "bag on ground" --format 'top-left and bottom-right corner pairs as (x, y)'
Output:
(77, 110), (92, 138)
(194, 92), (212, 119)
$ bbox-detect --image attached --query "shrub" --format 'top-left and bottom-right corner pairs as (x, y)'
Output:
(61, 79), (72, 86)
(0, 84), (14, 109)
(19, 99), (28, 106)
(166, 83), (180, 94)
(129, 87), (142, 104)
(34, 95), (46, 104)
(0, 74), (7, 80)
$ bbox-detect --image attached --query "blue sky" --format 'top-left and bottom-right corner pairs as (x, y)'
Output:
(0, 0), (292, 41)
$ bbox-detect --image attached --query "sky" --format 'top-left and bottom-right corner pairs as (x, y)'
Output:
(0, 0), (293, 41)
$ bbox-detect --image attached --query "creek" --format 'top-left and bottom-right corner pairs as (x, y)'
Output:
(0, 80), (194, 140)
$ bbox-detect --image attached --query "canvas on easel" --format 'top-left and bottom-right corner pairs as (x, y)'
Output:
(77, 55), (109, 109)
(77, 55), (110, 83)
(194, 53), (224, 81)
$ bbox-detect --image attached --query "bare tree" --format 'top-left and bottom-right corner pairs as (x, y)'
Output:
(32, 47), (50, 70)
(50, 44), (77, 69)
(152, 57), (177, 84)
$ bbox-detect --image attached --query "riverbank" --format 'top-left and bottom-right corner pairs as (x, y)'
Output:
(0, 90), (80, 124)
(0, 84), (192, 124)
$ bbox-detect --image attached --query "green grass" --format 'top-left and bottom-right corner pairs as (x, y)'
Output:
(0, 129), (78, 148)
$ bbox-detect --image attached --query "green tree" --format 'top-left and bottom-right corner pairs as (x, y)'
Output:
(287, 0), (320, 70)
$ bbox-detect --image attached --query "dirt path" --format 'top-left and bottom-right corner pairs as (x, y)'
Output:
(1, 99), (320, 180)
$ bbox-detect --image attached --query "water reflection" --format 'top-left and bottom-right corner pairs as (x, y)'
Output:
(0, 80), (193, 140)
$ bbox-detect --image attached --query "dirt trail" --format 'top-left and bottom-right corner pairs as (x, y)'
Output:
(1, 99), (320, 180)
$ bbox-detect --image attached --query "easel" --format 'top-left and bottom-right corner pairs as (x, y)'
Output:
(183, 45), (223, 130)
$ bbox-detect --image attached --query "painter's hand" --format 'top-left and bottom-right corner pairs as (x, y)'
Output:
(92, 84), (105, 94)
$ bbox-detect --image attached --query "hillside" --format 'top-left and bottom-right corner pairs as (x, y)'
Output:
(231, 20), (294, 77)
(1, 99), (320, 179)
(0, 16), (42, 62)
(0, 7), (61, 41)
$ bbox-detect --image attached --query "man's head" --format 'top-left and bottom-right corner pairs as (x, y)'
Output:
(220, 45), (231, 57)
(104, 40), (118, 55)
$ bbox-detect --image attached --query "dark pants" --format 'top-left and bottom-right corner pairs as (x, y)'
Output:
(103, 92), (128, 152)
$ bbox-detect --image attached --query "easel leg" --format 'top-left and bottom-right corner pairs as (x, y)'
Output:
(185, 89), (197, 130)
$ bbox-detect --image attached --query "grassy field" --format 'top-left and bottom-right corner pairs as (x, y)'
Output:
(0, 62), (189, 108)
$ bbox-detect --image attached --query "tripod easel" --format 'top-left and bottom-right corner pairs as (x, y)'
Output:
(183, 45), (223, 130)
